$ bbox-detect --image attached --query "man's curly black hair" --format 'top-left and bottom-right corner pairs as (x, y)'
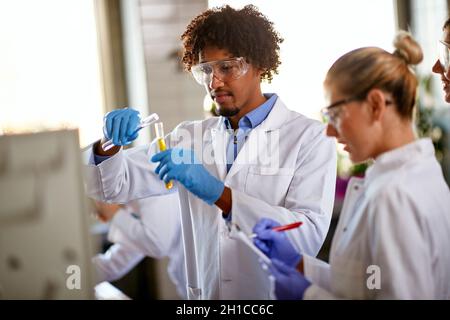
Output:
(181, 4), (283, 83)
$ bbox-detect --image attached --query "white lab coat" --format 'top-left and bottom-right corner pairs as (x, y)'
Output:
(92, 194), (187, 299)
(83, 97), (337, 299)
(92, 243), (144, 283)
(303, 139), (450, 299)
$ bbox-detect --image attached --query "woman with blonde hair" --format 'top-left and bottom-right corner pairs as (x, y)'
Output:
(253, 31), (450, 299)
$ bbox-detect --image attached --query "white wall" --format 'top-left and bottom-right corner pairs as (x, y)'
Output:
(138, 0), (207, 134)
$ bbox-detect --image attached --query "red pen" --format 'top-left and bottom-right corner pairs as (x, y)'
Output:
(249, 221), (303, 238)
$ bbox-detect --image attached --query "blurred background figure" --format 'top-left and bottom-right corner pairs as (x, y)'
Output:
(91, 194), (186, 299)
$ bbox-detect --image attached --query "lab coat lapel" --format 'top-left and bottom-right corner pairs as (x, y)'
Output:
(209, 119), (229, 181)
(226, 98), (291, 181)
(225, 129), (263, 180)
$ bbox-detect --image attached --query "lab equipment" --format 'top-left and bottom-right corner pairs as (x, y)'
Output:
(102, 112), (159, 151)
(0, 130), (98, 299)
(151, 148), (225, 205)
(154, 122), (173, 189)
(253, 218), (302, 268)
(229, 222), (272, 266)
(248, 221), (303, 238)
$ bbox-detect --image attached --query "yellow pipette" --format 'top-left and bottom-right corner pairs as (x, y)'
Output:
(154, 122), (173, 189)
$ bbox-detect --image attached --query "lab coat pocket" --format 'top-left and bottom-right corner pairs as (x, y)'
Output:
(245, 166), (294, 206)
(187, 286), (202, 300)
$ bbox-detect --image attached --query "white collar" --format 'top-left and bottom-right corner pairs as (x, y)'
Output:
(364, 138), (435, 187)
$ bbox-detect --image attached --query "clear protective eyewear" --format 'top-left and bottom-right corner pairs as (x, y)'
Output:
(320, 97), (360, 127)
(191, 57), (249, 85)
(438, 40), (450, 73)
(321, 95), (392, 127)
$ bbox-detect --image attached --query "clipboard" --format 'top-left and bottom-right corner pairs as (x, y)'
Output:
(230, 222), (272, 266)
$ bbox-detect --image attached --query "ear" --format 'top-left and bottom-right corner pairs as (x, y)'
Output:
(248, 67), (265, 83)
(252, 66), (264, 78)
(366, 89), (388, 122)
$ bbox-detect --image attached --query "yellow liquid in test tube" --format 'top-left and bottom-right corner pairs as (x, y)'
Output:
(155, 122), (173, 189)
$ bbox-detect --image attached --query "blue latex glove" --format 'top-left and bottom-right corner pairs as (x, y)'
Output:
(269, 259), (311, 300)
(103, 108), (140, 146)
(253, 218), (302, 268)
(151, 148), (225, 205)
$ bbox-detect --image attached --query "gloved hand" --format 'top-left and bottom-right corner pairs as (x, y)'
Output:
(269, 259), (311, 300)
(253, 218), (302, 268)
(151, 148), (225, 205)
(103, 108), (141, 146)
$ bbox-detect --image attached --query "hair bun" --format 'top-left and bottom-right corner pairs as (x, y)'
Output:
(393, 31), (423, 65)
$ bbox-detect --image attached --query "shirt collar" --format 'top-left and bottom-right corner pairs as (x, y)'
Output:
(224, 93), (278, 130)
(364, 138), (435, 186)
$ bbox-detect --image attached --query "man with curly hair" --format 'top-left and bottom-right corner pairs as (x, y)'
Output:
(84, 5), (336, 299)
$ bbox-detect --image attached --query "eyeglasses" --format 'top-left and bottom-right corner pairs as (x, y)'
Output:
(191, 57), (249, 85)
(438, 40), (450, 73)
(321, 95), (392, 127)
(320, 97), (361, 127)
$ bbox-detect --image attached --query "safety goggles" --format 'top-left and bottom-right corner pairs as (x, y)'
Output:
(321, 95), (392, 127)
(438, 40), (450, 73)
(320, 97), (361, 127)
(191, 57), (249, 85)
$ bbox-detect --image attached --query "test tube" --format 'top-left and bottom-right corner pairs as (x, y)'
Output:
(154, 122), (173, 190)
